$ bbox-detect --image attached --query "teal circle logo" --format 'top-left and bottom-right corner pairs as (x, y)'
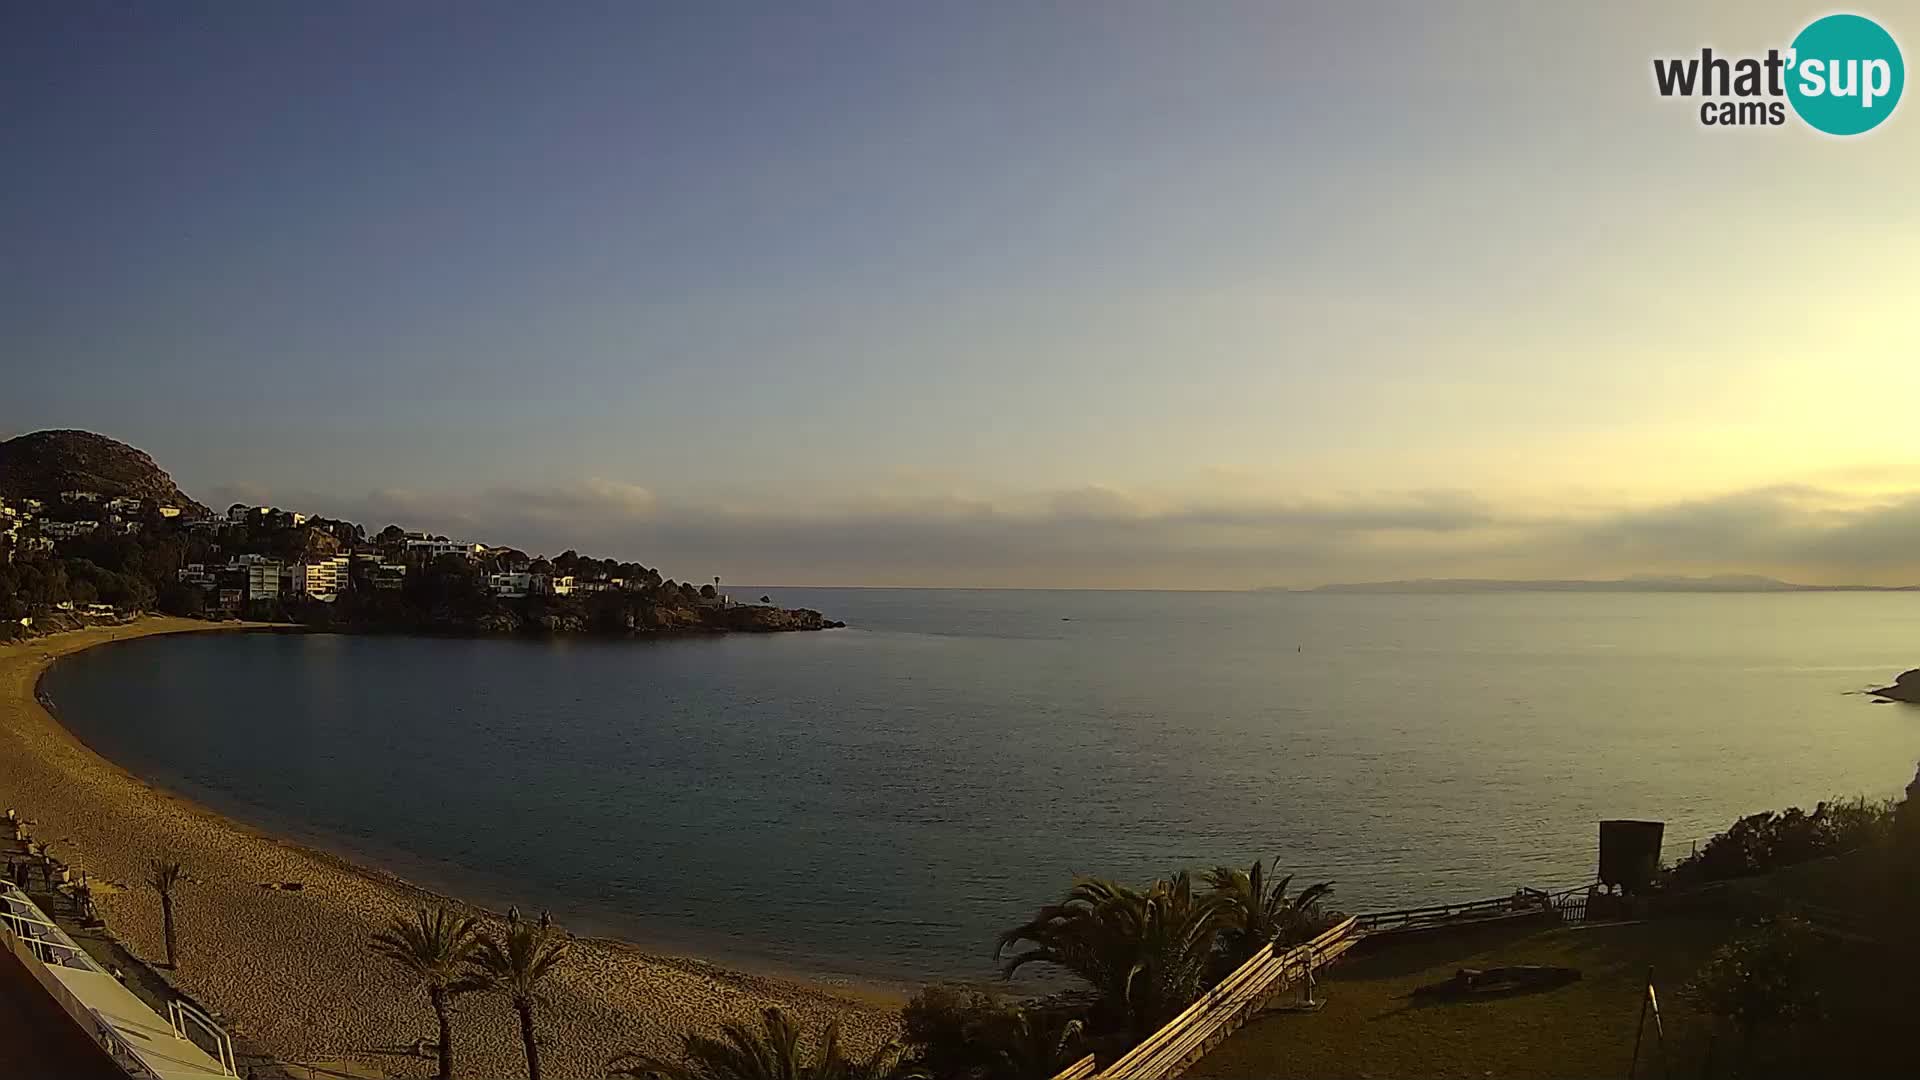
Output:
(1787, 14), (1904, 135)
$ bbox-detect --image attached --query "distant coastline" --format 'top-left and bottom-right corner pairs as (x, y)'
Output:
(1264, 574), (1920, 595)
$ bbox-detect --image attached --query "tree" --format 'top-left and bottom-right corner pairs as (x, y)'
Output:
(146, 860), (184, 968)
(996, 872), (1224, 1039)
(371, 908), (481, 1080)
(157, 582), (206, 617)
(985, 1009), (1083, 1080)
(608, 1006), (919, 1080)
(1686, 916), (1821, 1074)
(1202, 859), (1336, 965)
(902, 988), (1087, 1080)
(464, 910), (569, 1080)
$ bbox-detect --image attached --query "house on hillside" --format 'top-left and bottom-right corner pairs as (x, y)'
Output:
(40, 520), (98, 540)
(406, 539), (485, 559)
(489, 572), (532, 598)
(294, 555), (352, 601)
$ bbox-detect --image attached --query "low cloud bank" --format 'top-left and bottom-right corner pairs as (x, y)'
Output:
(200, 481), (1920, 590)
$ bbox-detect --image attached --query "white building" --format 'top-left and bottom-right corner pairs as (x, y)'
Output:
(105, 496), (143, 514)
(40, 520), (98, 540)
(177, 564), (218, 589)
(488, 572), (532, 598)
(293, 555), (352, 601)
(237, 555), (283, 602)
(406, 539), (485, 559)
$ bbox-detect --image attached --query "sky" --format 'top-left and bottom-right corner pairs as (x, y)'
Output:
(5, 2), (1917, 588)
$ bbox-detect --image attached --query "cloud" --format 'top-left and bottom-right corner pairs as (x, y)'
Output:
(198, 478), (1920, 590)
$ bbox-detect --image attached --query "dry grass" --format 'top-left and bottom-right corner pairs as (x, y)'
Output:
(1191, 905), (1912, 1080)
(1192, 918), (1730, 1080)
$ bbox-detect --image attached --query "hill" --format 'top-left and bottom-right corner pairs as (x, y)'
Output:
(0, 430), (208, 515)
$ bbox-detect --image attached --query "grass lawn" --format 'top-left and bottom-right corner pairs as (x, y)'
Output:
(1189, 917), (1737, 1080)
(1188, 909), (1909, 1080)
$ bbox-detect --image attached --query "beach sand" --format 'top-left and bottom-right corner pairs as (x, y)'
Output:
(0, 618), (900, 1078)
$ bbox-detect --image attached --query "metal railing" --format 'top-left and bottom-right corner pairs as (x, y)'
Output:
(1, 880), (238, 1077)
(171, 998), (239, 1076)
(1353, 882), (1600, 934)
(91, 1009), (165, 1080)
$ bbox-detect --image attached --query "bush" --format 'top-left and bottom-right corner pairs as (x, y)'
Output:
(1685, 916), (1821, 1066)
(1667, 799), (1895, 885)
(902, 985), (1088, 1080)
(904, 985), (1014, 1079)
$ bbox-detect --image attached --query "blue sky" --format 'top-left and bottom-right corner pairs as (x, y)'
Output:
(5, 3), (1917, 586)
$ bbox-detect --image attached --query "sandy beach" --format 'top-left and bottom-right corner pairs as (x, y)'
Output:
(0, 618), (899, 1079)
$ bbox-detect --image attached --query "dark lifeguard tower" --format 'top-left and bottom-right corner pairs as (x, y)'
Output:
(1597, 819), (1665, 895)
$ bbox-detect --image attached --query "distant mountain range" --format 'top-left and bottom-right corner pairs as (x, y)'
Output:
(1266, 575), (1920, 594)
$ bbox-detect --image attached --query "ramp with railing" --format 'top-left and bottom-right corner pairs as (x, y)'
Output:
(1052, 916), (1362, 1080)
(1048, 881), (1611, 1080)
(1, 881), (236, 1078)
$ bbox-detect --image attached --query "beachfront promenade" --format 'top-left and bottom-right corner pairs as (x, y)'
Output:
(2, 879), (235, 1078)
(0, 931), (130, 1080)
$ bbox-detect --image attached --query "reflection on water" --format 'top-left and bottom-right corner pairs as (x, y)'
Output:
(44, 589), (1920, 982)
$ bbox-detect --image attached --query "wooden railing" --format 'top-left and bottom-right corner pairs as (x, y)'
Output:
(1051, 916), (1362, 1080)
(1047, 882), (1611, 1080)
(1353, 887), (1567, 933)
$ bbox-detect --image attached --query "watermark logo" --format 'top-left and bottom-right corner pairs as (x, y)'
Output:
(1654, 12), (1903, 134)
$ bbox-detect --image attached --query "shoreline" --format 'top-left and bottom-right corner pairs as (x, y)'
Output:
(2, 617), (900, 1078)
(38, 640), (918, 990)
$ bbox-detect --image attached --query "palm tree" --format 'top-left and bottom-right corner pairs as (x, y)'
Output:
(370, 908), (480, 1080)
(986, 1008), (1085, 1080)
(606, 1006), (920, 1080)
(146, 860), (183, 968)
(466, 909), (569, 1080)
(1203, 859), (1336, 964)
(996, 872), (1224, 1039)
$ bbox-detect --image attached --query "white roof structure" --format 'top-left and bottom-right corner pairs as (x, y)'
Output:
(2, 882), (235, 1078)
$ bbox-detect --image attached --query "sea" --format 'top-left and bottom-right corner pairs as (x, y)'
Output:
(40, 589), (1920, 986)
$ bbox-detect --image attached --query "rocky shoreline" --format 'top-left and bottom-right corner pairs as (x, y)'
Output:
(1868, 668), (1920, 703)
(291, 598), (848, 637)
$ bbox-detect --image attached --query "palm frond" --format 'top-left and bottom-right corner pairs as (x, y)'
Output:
(467, 914), (571, 1005)
(369, 907), (480, 989)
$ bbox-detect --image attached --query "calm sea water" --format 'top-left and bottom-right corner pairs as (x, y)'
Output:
(41, 590), (1920, 984)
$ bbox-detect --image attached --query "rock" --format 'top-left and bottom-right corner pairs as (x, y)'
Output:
(1412, 965), (1582, 999)
(1867, 669), (1920, 703)
(0, 429), (209, 515)
(706, 605), (828, 632)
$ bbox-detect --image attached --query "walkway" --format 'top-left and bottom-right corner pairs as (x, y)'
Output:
(0, 938), (127, 1080)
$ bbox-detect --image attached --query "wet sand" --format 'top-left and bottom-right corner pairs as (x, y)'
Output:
(0, 618), (899, 1078)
